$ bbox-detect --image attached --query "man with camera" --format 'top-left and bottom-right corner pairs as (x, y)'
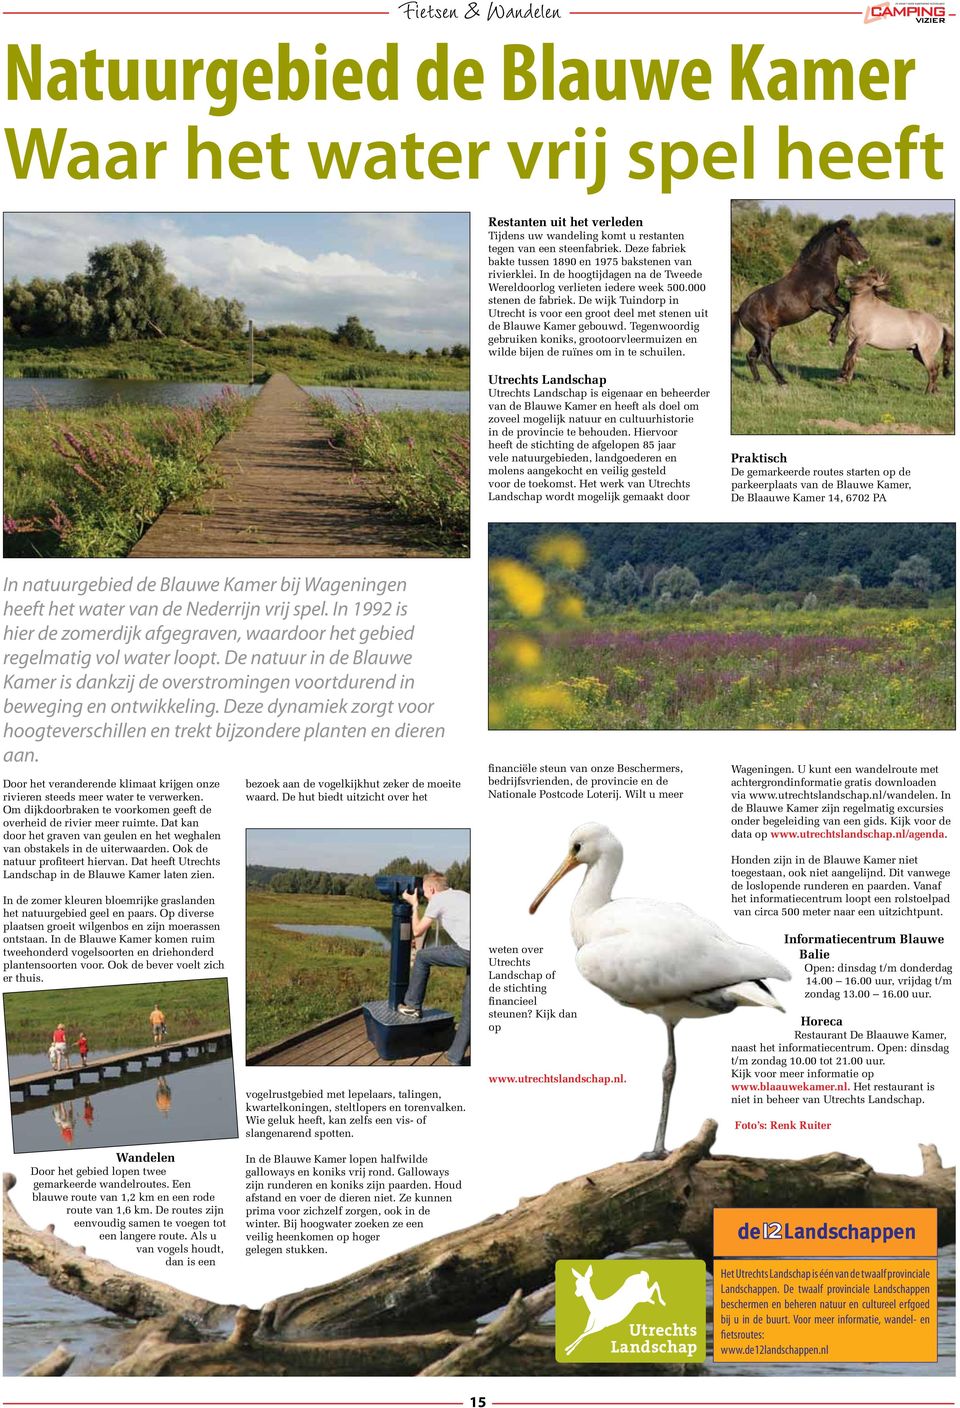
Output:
(397, 872), (470, 1066)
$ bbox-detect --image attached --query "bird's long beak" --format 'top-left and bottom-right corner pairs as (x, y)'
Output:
(529, 852), (582, 914)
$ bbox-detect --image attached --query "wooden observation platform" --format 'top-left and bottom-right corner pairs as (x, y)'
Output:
(246, 1008), (451, 1068)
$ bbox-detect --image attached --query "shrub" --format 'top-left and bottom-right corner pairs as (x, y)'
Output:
(652, 563), (700, 600)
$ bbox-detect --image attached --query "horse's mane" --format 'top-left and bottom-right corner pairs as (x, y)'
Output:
(794, 221), (848, 265)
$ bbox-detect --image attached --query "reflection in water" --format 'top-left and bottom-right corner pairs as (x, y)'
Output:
(274, 922), (391, 949)
(155, 1077), (172, 1118)
(47, 1076), (177, 1143)
(11, 1050), (237, 1154)
(52, 1101), (76, 1145)
(3, 379), (260, 411)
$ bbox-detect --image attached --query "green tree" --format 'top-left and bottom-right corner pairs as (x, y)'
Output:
(85, 240), (174, 340)
(3, 278), (35, 333)
(333, 315), (378, 350)
(346, 874), (379, 899)
(891, 554), (939, 593)
(4, 239), (246, 344)
(604, 561), (643, 605)
(445, 858), (471, 893)
(652, 564), (700, 601)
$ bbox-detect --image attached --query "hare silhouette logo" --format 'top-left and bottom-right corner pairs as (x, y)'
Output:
(555, 1259), (706, 1364)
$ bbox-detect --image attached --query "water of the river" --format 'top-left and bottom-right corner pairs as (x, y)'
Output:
(8, 1048), (238, 1154)
(273, 923), (392, 950)
(3, 379), (468, 413)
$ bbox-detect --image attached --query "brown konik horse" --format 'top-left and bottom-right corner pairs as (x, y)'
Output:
(732, 220), (869, 386)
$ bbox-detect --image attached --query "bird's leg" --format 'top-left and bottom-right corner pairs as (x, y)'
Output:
(637, 1022), (676, 1161)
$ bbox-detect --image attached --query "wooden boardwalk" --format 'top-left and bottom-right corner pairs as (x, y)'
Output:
(247, 1009), (450, 1068)
(10, 1030), (232, 1112)
(130, 374), (430, 559)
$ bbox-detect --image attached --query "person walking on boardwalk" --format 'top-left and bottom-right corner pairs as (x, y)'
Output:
(149, 1004), (166, 1045)
(73, 1031), (89, 1068)
(51, 1022), (69, 1071)
(397, 873), (471, 1066)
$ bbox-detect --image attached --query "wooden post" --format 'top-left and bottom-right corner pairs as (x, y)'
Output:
(248, 319), (254, 384)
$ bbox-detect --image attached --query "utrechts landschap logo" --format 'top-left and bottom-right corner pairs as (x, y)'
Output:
(864, 4), (950, 20)
(554, 1259), (706, 1364)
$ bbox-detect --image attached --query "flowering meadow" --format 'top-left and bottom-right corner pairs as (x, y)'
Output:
(489, 538), (955, 732)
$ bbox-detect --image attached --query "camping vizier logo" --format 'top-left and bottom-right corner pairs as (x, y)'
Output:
(864, 4), (948, 20)
(554, 1259), (706, 1364)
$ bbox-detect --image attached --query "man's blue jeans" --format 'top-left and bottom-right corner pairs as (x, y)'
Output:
(404, 943), (471, 1063)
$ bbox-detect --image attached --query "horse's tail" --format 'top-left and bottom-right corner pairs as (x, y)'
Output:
(731, 306), (742, 347)
(942, 325), (954, 378)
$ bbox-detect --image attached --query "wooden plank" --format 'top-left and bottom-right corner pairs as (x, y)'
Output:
(129, 373), (442, 559)
(247, 1009), (364, 1065)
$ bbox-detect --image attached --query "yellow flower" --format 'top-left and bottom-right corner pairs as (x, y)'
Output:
(558, 593), (586, 620)
(532, 532), (588, 570)
(517, 683), (578, 716)
(566, 675), (608, 704)
(488, 698), (506, 726)
(490, 559), (546, 617)
(500, 635), (542, 671)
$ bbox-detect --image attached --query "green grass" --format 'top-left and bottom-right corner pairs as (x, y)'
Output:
(731, 346), (955, 435)
(4, 327), (470, 391)
(318, 398), (469, 556)
(3, 979), (230, 1054)
(246, 892), (467, 1054)
(4, 391), (250, 557)
(489, 603), (956, 731)
(732, 226), (954, 435)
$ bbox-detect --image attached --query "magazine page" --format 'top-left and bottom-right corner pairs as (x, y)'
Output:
(0, 0), (956, 1399)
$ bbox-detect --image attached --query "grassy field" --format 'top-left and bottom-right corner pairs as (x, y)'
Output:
(3, 979), (230, 1055)
(246, 891), (467, 1054)
(4, 391), (250, 557)
(4, 327), (470, 391)
(732, 220), (954, 435)
(489, 604), (956, 731)
(317, 398), (469, 556)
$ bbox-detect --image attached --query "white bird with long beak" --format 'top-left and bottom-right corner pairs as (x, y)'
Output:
(529, 823), (791, 1160)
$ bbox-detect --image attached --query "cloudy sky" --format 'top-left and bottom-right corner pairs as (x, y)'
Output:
(3, 212), (469, 351)
(247, 828), (470, 873)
